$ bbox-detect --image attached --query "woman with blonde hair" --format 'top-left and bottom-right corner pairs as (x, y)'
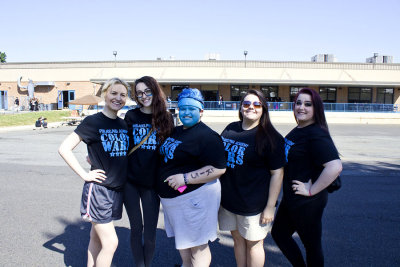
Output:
(59, 77), (130, 267)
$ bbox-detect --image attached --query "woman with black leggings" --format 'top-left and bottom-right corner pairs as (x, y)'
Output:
(124, 76), (174, 267)
(271, 88), (342, 267)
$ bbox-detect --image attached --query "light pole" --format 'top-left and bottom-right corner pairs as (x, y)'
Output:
(113, 51), (117, 61)
(244, 50), (248, 68)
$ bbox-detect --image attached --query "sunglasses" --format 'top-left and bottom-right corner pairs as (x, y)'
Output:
(136, 88), (152, 98)
(242, 101), (262, 109)
(295, 100), (313, 107)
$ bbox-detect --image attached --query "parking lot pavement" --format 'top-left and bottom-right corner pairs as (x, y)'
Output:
(0, 123), (399, 266)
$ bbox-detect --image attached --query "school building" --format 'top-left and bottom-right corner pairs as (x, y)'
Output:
(1, 57), (400, 110)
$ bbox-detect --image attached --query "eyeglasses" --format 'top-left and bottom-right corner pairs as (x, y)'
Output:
(295, 100), (312, 107)
(136, 88), (152, 98)
(242, 101), (262, 109)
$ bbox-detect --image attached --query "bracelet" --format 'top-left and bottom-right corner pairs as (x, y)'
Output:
(183, 173), (188, 185)
(309, 188), (312, 196)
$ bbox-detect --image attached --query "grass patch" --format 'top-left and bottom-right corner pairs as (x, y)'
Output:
(0, 110), (71, 127)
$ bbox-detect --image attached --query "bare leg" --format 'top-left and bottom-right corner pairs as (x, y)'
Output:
(91, 222), (119, 267)
(179, 248), (192, 267)
(87, 225), (102, 267)
(246, 239), (265, 267)
(191, 244), (211, 267)
(231, 230), (246, 267)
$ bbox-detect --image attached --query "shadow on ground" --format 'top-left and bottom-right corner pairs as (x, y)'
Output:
(342, 161), (400, 176)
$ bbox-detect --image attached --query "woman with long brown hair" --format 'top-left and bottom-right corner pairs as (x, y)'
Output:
(124, 76), (174, 267)
(271, 88), (342, 267)
(218, 89), (286, 267)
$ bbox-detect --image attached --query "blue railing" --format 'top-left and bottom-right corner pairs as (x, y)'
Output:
(167, 101), (400, 113)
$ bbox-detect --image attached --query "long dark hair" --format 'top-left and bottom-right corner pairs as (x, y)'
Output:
(239, 89), (281, 155)
(293, 88), (329, 132)
(134, 76), (174, 143)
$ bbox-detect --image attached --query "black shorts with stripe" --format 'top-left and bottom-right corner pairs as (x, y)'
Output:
(80, 182), (123, 224)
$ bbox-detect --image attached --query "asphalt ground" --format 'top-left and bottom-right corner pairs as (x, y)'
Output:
(0, 122), (399, 267)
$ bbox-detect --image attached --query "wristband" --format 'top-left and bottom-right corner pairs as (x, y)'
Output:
(183, 173), (188, 185)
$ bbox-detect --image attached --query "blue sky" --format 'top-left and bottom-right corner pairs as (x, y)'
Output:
(2, 0), (399, 63)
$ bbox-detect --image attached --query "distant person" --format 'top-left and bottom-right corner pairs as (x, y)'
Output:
(34, 98), (39, 111)
(158, 88), (226, 267)
(271, 88), (342, 267)
(218, 95), (224, 109)
(218, 89), (285, 267)
(42, 117), (48, 128)
(58, 77), (130, 267)
(35, 116), (47, 128)
(124, 76), (174, 267)
(14, 97), (20, 111)
(30, 99), (34, 111)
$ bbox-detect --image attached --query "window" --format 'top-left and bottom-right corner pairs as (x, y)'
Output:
(319, 87), (337, 103)
(348, 87), (372, 103)
(260, 86), (279, 101)
(376, 88), (393, 104)
(231, 85), (249, 101)
(290, 86), (305, 102)
(171, 85), (189, 101)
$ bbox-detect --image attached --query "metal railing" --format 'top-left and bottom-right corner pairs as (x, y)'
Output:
(167, 101), (400, 113)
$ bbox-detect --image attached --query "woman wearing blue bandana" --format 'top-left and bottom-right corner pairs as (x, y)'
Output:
(157, 88), (227, 267)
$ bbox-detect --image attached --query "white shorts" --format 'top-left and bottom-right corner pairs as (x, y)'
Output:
(218, 206), (272, 241)
(160, 180), (221, 250)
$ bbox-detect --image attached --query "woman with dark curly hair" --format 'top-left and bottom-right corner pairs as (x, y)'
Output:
(124, 76), (174, 267)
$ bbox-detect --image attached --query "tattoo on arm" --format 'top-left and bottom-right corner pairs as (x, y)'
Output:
(194, 168), (215, 179)
(190, 172), (200, 179)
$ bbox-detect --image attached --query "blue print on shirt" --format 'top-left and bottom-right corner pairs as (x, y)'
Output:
(159, 137), (182, 163)
(284, 138), (294, 162)
(99, 128), (129, 157)
(132, 124), (157, 150)
(222, 136), (248, 169)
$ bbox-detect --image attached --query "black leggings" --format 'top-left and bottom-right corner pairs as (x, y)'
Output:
(124, 182), (160, 267)
(271, 197), (327, 267)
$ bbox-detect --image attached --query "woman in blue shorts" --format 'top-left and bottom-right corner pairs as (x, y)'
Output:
(59, 77), (130, 267)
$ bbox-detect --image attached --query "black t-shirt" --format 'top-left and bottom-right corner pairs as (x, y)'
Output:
(157, 121), (226, 198)
(283, 123), (340, 208)
(124, 108), (159, 188)
(219, 121), (286, 216)
(74, 112), (129, 191)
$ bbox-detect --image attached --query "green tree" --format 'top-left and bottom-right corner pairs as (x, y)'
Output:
(0, 51), (7, 63)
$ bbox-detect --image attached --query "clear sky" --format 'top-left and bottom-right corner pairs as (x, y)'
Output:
(2, 0), (399, 63)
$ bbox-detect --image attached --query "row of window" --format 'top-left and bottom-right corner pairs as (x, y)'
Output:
(169, 85), (394, 104)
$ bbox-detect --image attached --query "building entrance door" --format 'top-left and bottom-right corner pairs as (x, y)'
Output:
(57, 90), (75, 109)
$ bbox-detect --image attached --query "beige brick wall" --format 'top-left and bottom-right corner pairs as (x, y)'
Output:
(1, 81), (400, 109)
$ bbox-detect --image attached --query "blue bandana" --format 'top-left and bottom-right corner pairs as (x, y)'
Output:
(178, 97), (204, 110)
